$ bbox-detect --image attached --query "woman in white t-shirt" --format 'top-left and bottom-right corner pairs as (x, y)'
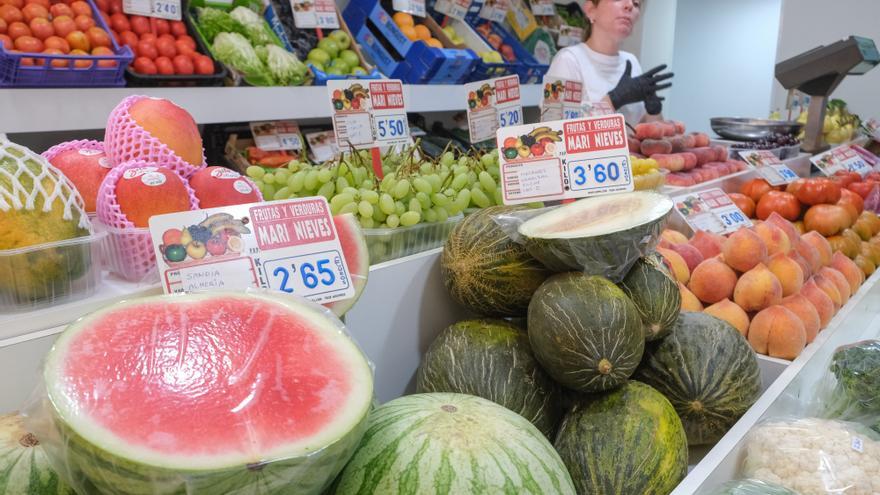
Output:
(548, 0), (673, 124)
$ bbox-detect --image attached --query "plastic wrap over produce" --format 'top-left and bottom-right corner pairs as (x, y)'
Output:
(742, 417), (880, 495)
(709, 479), (798, 495)
(23, 289), (375, 495)
(811, 340), (880, 434)
(492, 191), (673, 282)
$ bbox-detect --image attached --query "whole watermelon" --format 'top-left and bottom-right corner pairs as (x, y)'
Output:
(0, 413), (74, 494)
(415, 319), (563, 438)
(528, 273), (644, 392)
(554, 381), (688, 495)
(619, 253), (681, 341)
(636, 312), (762, 445)
(441, 206), (550, 317)
(333, 393), (576, 494)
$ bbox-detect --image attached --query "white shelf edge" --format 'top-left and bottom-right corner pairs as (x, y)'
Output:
(0, 85), (544, 134)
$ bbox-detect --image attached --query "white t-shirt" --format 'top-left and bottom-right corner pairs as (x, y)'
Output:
(547, 43), (647, 125)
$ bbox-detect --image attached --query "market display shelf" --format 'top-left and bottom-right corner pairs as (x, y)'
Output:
(661, 152), (812, 197)
(0, 85), (544, 134)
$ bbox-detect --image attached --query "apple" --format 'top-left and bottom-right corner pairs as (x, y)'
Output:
(329, 58), (350, 74)
(206, 235), (226, 256)
(350, 66), (367, 75)
(186, 241), (207, 259)
(328, 29), (350, 50)
(307, 48), (330, 66)
(317, 38), (340, 59)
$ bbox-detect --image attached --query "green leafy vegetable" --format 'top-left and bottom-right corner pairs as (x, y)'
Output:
(264, 44), (307, 86)
(212, 32), (273, 85)
(196, 7), (245, 43)
(230, 6), (277, 47)
(826, 339), (880, 433)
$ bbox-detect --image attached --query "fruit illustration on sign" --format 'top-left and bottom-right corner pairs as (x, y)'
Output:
(332, 83), (368, 112)
(162, 213), (251, 263)
(501, 127), (562, 161)
(468, 83), (494, 110)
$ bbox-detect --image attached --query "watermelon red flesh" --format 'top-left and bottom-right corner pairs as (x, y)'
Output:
(47, 293), (373, 470)
(324, 214), (369, 318)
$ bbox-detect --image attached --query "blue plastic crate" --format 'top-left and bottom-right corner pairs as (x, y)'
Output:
(0, 0), (132, 87)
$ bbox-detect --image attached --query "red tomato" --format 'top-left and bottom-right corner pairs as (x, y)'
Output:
(832, 170), (861, 189)
(51, 15), (75, 37)
(135, 38), (155, 58)
(756, 190), (801, 221)
(175, 34), (194, 50)
(85, 26), (109, 47)
(139, 32), (155, 43)
(42, 46), (66, 67)
(848, 180), (879, 200)
(740, 178), (778, 204)
(786, 177), (842, 206)
(0, 5), (23, 24)
(109, 12), (128, 32)
(157, 32), (173, 43)
(155, 35), (175, 57)
(13, 34), (41, 52)
(129, 14), (148, 35)
(117, 28), (136, 47)
(98, 10), (110, 26)
(804, 204), (852, 236)
(153, 18), (169, 35)
(69, 47), (92, 67)
(73, 13), (93, 31)
(7, 20), (29, 38)
(91, 45), (116, 67)
(173, 36), (193, 55)
(69, 0), (90, 16)
(193, 53), (212, 74)
(20, 2), (46, 22)
(49, 3), (73, 18)
(108, 0), (121, 14)
(19, 56), (38, 66)
(838, 188), (865, 223)
(43, 35), (69, 52)
(728, 192), (756, 218)
(169, 20), (185, 37)
(65, 29), (88, 51)
(0, 18), (6, 34)
(0, 33), (12, 49)
(132, 55), (156, 73)
(0, 0), (22, 8)
(172, 53), (191, 74)
(28, 17), (51, 40)
(25, 0), (49, 8)
(93, 0), (109, 13)
(154, 54), (172, 74)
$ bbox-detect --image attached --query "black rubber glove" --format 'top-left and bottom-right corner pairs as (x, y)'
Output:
(645, 94), (664, 115)
(607, 61), (673, 110)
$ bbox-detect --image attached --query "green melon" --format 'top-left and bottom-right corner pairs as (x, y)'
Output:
(415, 319), (563, 438)
(553, 381), (688, 495)
(619, 253), (681, 341)
(441, 206), (550, 317)
(636, 312), (762, 445)
(517, 192), (673, 281)
(333, 393), (576, 495)
(528, 272), (644, 392)
(0, 413), (74, 494)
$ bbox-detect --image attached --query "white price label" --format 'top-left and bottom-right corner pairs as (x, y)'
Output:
(434, 0), (471, 20)
(123, 0), (180, 20)
(738, 150), (798, 186)
(149, 198), (355, 306)
(867, 118), (880, 141)
(291, 0), (339, 29)
(250, 121), (303, 151)
(328, 79), (410, 150)
(852, 436), (864, 453)
(540, 77), (584, 123)
(478, 0), (509, 22)
(530, 0), (554, 16)
(496, 114), (633, 204)
(392, 0), (426, 17)
(673, 188), (752, 235)
(465, 76), (523, 144)
(306, 131), (340, 163)
(812, 145), (874, 177)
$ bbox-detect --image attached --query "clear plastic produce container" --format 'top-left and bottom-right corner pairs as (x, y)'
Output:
(364, 214), (463, 264)
(0, 232), (106, 313)
(97, 223), (160, 284)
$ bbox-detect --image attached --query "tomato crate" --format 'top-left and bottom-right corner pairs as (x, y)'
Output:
(0, 0), (132, 87)
(343, 0), (478, 84)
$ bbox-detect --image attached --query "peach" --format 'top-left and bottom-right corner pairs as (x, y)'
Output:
(780, 294), (821, 343)
(766, 253), (804, 297)
(753, 222), (792, 256)
(660, 229), (688, 245)
(704, 298), (750, 336)
(787, 250), (812, 279)
(658, 247), (689, 284)
(47, 146), (111, 213)
(812, 273), (842, 310)
(748, 306), (806, 360)
(733, 263), (783, 312)
(679, 282), (703, 311)
(795, 239), (822, 276)
(668, 242), (704, 273)
(723, 228), (768, 272)
(188, 166), (261, 208)
(818, 267), (851, 305)
(115, 166), (192, 228)
(830, 251), (864, 293)
(688, 257), (738, 304)
(127, 97), (204, 170)
(802, 231), (833, 266)
(765, 212), (801, 247)
(801, 279), (835, 328)
(688, 230), (724, 259)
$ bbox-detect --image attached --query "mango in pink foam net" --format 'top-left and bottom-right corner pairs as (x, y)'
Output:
(104, 95), (207, 179)
(43, 140), (111, 214)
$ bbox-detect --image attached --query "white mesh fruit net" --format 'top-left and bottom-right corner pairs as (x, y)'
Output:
(0, 138), (92, 233)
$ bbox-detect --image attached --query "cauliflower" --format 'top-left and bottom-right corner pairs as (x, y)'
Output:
(743, 418), (880, 494)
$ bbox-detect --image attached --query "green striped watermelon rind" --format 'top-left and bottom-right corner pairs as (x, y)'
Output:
(41, 291), (374, 495)
(0, 413), (75, 495)
(333, 393), (576, 495)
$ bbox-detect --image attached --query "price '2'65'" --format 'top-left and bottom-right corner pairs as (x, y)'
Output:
(272, 259), (336, 293)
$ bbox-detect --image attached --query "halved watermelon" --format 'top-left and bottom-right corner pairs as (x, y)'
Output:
(517, 191), (673, 281)
(324, 214), (369, 318)
(42, 291), (373, 495)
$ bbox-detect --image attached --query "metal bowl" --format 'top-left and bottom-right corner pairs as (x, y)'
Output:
(710, 117), (803, 141)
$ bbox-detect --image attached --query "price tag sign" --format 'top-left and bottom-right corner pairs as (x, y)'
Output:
(434, 0), (472, 20)
(586, 100), (615, 117)
(478, 0), (509, 23)
(392, 0), (426, 16)
(557, 25), (584, 47)
(530, 0), (554, 16)
(496, 113), (633, 204)
(328, 79), (410, 151)
(250, 121), (303, 151)
(291, 0), (339, 29)
(738, 150), (798, 186)
(149, 198), (355, 305)
(672, 188), (752, 235)
(852, 144), (880, 168)
(123, 0), (180, 20)
(866, 118), (880, 141)
(811, 144), (873, 177)
(305, 131), (340, 163)
(464, 75), (523, 143)
(540, 77), (584, 122)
